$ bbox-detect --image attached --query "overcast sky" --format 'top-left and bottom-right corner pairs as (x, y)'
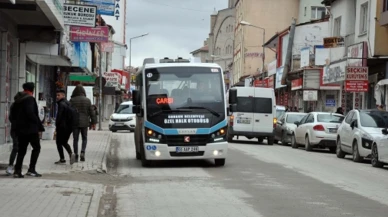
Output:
(125, 0), (228, 67)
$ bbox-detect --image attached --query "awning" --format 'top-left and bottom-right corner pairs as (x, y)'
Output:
(27, 54), (71, 67)
(69, 74), (96, 82)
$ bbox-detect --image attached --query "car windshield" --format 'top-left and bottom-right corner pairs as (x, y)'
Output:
(116, 105), (133, 114)
(317, 113), (344, 123)
(145, 66), (225, 115)
(276, 109), (285, 118)
(360, 111), (388, 128)
(286, 114), (306, 123)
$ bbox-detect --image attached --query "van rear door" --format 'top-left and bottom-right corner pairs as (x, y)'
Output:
(233, 90), (254, 133)
(253, 88), (275, 133)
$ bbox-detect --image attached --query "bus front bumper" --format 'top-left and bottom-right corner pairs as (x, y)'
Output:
(143, 142), (228, 160)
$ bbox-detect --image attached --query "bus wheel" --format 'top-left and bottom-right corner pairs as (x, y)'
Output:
(214, 159), (225, 166)
(136, 152), (141, 160)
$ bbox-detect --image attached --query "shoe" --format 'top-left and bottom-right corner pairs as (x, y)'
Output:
(54, 159), (66, 164)
(6, 165), (14, 175)
(70, 153), (75, 165)
(13, 172), (24, 178)
(80, 152), (85, 162)
(26, 170), (42, 177)
(75, 155), (79, 162)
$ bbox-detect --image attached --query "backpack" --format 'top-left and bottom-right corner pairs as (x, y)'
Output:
(66, 102), (79, 128)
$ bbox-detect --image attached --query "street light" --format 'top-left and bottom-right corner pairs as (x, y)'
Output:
(128, 33), (149, 68)
(240, 20), (266, 81)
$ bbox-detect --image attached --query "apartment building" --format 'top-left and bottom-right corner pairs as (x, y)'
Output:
(232, 0), (326, 86)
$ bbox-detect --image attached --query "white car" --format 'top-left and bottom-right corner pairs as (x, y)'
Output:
(109, 101), (136, 132)
(291, 112), (344, 152)
(337, 109), (388, 162)
(371, 128), (388, 168)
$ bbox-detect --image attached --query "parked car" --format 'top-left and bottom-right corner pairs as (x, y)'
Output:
(109, 101), (136, 132)
(371, 128), (388, 168)
(274, 112), (307, 145)
(292, 112), (344, 152)
(276, 105), (286, 119)
(337, 109), (388, 162)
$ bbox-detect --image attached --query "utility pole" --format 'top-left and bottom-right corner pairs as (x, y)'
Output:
(98, 48), (103, 131)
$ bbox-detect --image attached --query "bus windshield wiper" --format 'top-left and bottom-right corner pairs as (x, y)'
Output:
(149, 109), (192, 117)
(177, 106), (220, 117)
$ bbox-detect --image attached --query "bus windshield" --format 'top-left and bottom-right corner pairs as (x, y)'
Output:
(145, 66), (225, 115)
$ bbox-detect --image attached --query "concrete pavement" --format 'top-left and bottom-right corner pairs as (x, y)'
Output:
(0, 124), (112, 217)
(111, 133), (388, 217)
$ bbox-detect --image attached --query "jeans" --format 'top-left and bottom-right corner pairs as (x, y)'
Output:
(8, 131), (18, 166)
(14, 133), (41, 173)
(56, 128), (73, 160)
(73, 127), (88, 155)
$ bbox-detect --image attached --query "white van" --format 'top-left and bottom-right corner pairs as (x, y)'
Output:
(227, 87), (277, 145)
(109, 101), (136, 132)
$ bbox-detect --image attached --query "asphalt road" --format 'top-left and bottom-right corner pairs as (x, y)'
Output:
(110, 133), (388, 217)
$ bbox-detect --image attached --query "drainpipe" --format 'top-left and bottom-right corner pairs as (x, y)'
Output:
(281, 18), (297, 85)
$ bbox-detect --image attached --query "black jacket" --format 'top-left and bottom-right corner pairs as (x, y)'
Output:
(69, 85), (97, 128)
(12, 92), (44, 135)
(56, 98), (71, 129)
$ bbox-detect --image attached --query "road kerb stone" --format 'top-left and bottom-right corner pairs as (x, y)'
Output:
(100, 132), (112, 173)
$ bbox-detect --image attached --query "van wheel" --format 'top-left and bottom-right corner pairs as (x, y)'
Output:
(267, 136), (274, 145)
(227, 134), (233, 142)
(274, 140), (278, 144)
(257, 137), (263, 144)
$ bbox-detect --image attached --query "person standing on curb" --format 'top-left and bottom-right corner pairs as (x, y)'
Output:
(70, 85), (97, 162)
(5, 92), (24, 175)
(13, 82), (45, 178)
(55, 89), (76, 165)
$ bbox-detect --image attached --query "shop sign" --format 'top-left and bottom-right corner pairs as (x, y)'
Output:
(346, 67), (368, 80)
(64, 4), (97, 27)
(345, 80), (368, 92)
(325, 99), (336, 107)
(254, 79), (268, 88)
(267, 60), (276, 76)
(244, 52), (263, 58)
(268, 76), (274, 88)
(100, 42), (114, 52)
(322, 60), (346, 84)
(103, 71), (121, 87)
(275, 67), (286, 89)
(70, 26), (109, 42)
(303, 90), (318, 101)
(323, 37), (344, 48)
(347, 42), (366, 67)
(291, 78), (303, 90)
(80, 0), (115, 16)
(319, 68), (340, 90)
(114, 0), (120, 20)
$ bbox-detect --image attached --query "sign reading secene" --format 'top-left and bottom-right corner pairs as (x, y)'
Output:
(164, 114), (210, 124)
(156, 97), (174, 105)
(64, 4), (97, 27)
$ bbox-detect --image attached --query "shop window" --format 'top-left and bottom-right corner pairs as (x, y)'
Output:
(311, 6), (327, 20)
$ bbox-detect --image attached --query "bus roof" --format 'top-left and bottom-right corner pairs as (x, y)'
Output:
(143, 62), (221, 69)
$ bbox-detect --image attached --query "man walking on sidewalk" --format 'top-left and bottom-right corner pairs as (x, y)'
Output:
(13, 82), (45, 178)
(55, 89), (76, 165)
(70, 85), (96, 162)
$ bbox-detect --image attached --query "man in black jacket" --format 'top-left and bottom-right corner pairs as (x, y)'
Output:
(13, 82), (45, 178)
(55, 89), (75, 165)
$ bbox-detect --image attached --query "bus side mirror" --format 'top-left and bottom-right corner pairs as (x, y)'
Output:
(230, 104), (237, 113)
(229, 89), (237, 104)
(133, 90), (140, 106)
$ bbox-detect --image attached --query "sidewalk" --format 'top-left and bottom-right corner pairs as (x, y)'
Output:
(0, 123), (111, 217)
(0, 122), (111, 174)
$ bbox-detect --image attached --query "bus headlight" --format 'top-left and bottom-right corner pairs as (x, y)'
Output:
(145, 128), (163, 143)
(211, 127), (227, 142)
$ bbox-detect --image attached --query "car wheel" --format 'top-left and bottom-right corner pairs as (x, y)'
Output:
(291, 134), (298, 149)
(214, 159), (225, 166)
(305, 135), (312, 152)
(352, 141), (363, 163)
(111, 130), (117, 133)
(336, 138), (346, 158)
(371, 143), (384, 168)
(274, 139), (278, 144)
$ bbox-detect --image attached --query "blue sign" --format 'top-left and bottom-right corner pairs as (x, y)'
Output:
(151, 145), (157, 150)
(146, 145), (152, 151)
(326, 99), (336, 107)
(72, 42), (88, 68)
(81, 0), (115, 16)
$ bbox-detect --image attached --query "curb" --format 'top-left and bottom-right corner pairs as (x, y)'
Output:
(86, 184), (104, 217)
(100, 132), (112, 173)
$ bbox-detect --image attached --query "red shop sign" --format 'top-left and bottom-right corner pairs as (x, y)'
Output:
(254, 79), (268, 87)
(291, 78), (303, 90)
(345, 80), (368, 92)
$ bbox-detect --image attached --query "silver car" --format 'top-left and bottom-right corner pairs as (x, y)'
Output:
(274, 112), (307, 145)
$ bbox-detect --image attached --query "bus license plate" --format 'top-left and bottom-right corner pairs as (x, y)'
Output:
(176, 146), (199, 153)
